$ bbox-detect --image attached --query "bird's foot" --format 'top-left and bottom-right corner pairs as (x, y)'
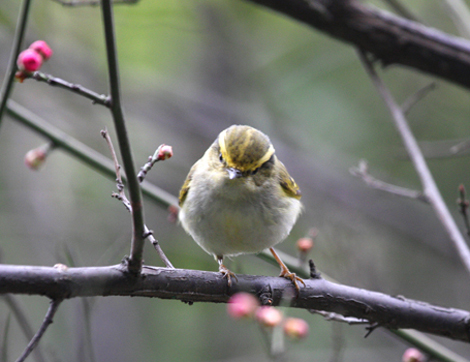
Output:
(218, 263), (238, 287)
(279, 267), (305, 292)
(270, 247), (305, 293)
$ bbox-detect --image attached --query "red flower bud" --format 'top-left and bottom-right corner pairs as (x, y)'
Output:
(17, 49), (43, 73)
(157, 145), (173, 161)
(29, 40), (53, 61)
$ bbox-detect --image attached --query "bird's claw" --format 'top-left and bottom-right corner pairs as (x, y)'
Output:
(279, 269), (305, 292)
(219, 263), (238, 287)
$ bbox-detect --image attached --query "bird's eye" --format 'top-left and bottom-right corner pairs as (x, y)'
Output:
(219, 153), (224, 162)
(251, 168), (259, 175)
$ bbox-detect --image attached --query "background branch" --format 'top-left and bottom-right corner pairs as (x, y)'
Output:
(357, 49), (470, 276)
(243, 0), (470, 89)
(5, 100), (178, 209)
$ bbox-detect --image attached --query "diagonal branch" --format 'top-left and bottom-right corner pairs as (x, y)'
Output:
(242, 0), (470, 90)
(357, 49), (470, 275)
(5, 100), (178, 208)
(350, 160), (429, 202)
(14, 299), (63, 362)
(2, 295), (47, 362)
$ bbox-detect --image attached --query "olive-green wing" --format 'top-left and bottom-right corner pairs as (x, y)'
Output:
(178, 160), (200, 206)
(277, 160), (301, 200)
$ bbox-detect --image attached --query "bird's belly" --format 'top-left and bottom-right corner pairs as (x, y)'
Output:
(180, 187), (301, 257)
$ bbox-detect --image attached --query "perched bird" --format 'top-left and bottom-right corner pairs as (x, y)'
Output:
(179, 125), (304, 290)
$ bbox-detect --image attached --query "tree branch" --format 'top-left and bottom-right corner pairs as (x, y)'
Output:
(15, 299), (62, 362)
(101, 0), (145, 274)
(0, 264), (469, 343)
(28, 71), (111, 107)
(5, 100), (178, 209)
(0, 0), (32, 127)
(242, 0), (470, 89)
(358, 49), (470, 276)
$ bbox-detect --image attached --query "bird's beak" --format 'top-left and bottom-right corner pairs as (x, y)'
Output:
(227, 167), (243, 180)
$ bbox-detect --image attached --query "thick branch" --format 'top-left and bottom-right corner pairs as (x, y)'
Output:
(243, 0), (470, 89)
(0, 264), (469, 342)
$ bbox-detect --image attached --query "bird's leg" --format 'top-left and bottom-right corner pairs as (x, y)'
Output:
(217, 256), (238, 287)
(269, 248), (305, 292)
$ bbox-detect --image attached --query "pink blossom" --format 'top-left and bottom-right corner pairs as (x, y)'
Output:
(227, 293), (259, 319)
(29, 40), (53, 60)
(17, 49), (43, 73)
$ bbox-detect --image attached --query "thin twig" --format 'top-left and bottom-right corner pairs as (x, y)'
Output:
(137, 144), (173, 183)
(310, 310), (370, 325)
(101, 129), (131, 208)
(52, 0), (139, 6)
(1, 296), (47, 362)
(401, 82), (437, 115)
(357, 49), (470, 275)
(15, 299), (63, 362)
(101, 0), (145, 274)
(1, 313), (11, 362)
(450, 139), (470, 155)
(457, 184), (470, 237)
(29, 72), (111, 107)
(0, 0), (32, 127)
(101, 129), (174, 268)
(6, 100), (178, 208)
(350, 160), (429, 202)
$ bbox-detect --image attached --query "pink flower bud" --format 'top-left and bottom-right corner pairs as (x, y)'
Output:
(402, 348), (425, 362)
(255, 306), (283, 328)
(227, 293), (259, 319)
(157, 145), (173, 161)
(24, 146), (49, 170)
(17, 49), (43, 73)
(283, 317), (309, 340)
(29, 40), (53, 61)
(297, 237), (314, 253)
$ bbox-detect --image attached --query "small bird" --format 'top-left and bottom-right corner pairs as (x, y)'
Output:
(179, 125), (305, 290)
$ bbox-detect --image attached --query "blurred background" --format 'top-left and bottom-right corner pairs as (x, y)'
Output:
(1, 0), (470, 360)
